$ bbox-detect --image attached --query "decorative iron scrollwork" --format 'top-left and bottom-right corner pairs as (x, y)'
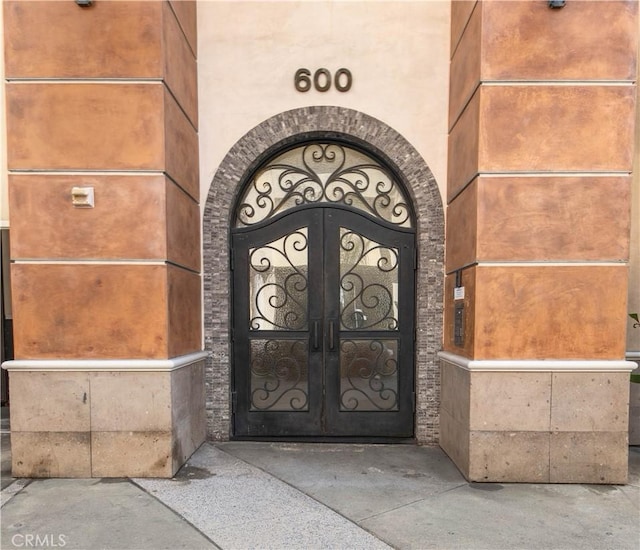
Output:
(340, 339), (398, 411)
(236, 143), (411, 228)
(340, 229), (398, 331)
(249, 230), (308, 331)
(250, 339), (309, 411)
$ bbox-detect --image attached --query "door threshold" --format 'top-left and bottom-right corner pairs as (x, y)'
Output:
(230, 435), (416, 444)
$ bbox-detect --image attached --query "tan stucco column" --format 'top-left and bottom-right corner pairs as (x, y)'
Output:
(2, 1), (204, 477)
(442, 0), (638, 483)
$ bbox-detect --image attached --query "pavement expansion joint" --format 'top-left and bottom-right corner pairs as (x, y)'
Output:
(0, 478), (31, 508)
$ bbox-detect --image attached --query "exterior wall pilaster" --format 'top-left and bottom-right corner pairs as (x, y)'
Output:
(444, 0), (638, 483)
(2, 0), (203, 478)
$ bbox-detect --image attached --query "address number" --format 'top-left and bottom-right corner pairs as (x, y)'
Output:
(295, 68), (352, 93)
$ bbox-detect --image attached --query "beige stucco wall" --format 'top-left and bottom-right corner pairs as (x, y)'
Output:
(196, 0), (640, 355)
(197, 0), (451, 205)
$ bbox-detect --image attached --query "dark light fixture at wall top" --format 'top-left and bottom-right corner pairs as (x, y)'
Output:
(548, 0), (566, 7)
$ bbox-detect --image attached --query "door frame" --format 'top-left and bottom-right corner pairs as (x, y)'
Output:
(203, 107), (444, 444)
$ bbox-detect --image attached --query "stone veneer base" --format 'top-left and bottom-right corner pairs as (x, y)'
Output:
(3, 353), (208, 478)
(439, 352), (635, 484)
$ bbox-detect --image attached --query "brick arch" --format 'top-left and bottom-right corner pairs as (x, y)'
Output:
(203, 106), (444, 442)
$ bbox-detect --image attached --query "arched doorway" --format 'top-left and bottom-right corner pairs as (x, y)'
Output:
(203, 106), (443, 443)
(231, 142), (416, 438)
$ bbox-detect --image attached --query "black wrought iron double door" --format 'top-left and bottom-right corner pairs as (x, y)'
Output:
(232, 208), (415, 438)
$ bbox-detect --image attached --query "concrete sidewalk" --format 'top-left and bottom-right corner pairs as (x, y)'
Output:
(1, 438), (639, 550)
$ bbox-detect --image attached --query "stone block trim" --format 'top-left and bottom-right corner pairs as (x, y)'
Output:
(438, 354), (634, 483)
(203, 106), (445, 443)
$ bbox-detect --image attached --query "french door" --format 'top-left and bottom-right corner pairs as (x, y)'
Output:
(231, 207), (415, 438)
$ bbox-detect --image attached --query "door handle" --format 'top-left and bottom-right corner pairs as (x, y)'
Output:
(312, 320), (320, 351)
(328, 320), (336, 351)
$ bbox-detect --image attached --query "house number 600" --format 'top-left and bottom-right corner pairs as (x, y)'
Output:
(295, 68), (352, 92)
